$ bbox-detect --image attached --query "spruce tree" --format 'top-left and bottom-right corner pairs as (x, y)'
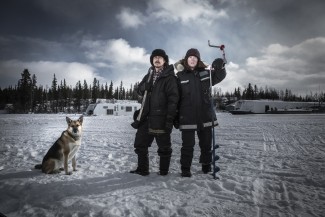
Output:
(17, 69), (33, 113)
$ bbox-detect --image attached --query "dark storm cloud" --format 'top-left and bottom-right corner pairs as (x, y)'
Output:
(0, 0), (147, 37)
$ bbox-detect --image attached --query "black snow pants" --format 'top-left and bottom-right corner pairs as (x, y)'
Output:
(180, 127), (212, 170)
(134, 120), (172, 173)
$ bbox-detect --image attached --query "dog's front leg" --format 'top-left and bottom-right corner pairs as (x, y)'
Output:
(72, 156), (77, 171)
(63, 151), (71, 175)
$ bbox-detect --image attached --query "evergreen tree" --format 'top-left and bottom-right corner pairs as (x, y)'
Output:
(82, 80), (90, 110)
(108, 81), (113, 99)
(31, 74), (37, 112)
(104, 82), (109, 99)
(254, 85), (258, 100)
(0, 88), (4, 109)
(132, 82), (139, 100)
(74, 81), (83, 112)
(119, 81), (123, 100)
(51, 74), (58, 113)
(92, 78), (99, 103)
(83, 80), (90, 100)
(113, 87), (119, 99)
(17, 69), (33, 113)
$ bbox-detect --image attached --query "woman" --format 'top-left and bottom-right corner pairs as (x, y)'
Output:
(175, 48), (226, 177)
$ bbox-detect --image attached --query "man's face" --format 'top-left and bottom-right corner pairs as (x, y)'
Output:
(153, 56), (165, 69)
(187, 56), (198, 69)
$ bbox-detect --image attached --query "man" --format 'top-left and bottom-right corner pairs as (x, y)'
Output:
(130, 49), (179, 176)
(174, 48), (226, 177)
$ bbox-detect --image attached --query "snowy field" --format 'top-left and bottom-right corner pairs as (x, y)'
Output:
(0, 113), (324, 217)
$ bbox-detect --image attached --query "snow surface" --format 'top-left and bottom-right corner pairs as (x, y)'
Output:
(0, 113), (324, 217)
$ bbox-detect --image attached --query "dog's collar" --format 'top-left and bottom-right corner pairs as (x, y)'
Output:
(66, 130), (81, 141)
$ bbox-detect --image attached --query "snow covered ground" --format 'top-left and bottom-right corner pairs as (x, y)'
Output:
(0, 113), (324, 217)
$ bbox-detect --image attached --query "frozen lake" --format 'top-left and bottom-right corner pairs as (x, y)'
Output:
(0, 113), (324, 217)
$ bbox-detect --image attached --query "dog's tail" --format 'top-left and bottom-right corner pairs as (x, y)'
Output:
(34, 164), (42, 169)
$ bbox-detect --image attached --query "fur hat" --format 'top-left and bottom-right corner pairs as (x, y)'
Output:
(150, 49), (169, 66)
(185, 48), (200, 61)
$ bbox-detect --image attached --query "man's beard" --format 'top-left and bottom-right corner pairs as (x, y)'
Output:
(154, 62), (163, 69)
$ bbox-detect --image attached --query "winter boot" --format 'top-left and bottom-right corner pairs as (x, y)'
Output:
(158, 156), (171, 176)
(202, 164), (211, 174)
(130, 168), (149, 176)
(130, 154), (149, 176)
(181, 166), (192, 177)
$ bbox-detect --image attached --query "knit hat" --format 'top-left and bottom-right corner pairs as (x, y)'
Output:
(185, 48), (200, 61)
(150, 49), (169, 66)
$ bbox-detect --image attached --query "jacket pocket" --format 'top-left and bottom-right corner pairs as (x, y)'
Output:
(180, 80), (191, 105)
(149, 114), (166, 130)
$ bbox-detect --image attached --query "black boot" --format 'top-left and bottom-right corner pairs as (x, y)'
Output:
(158, 156), (171, 176)
(202, 164), (211, 174)
(130, 154), (149, 176)
(130, 168), (149, 176)
(181, 166), (192, 177)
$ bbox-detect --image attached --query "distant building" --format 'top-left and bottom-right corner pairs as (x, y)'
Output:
(85, 99), (141, 116)
(230, 100), (318, 114)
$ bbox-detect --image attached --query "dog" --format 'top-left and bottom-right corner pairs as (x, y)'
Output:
(35, 115), (83, 175)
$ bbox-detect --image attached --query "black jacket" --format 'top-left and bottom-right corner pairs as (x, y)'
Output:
(175, 59), (226, 130)
(137, 64), (179, 134)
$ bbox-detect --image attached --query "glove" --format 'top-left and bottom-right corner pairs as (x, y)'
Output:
(212, 58), (225, 70)
(165, 122), (173, 134)
(133, 109), (140, 121)
(131, 121), (140, 129)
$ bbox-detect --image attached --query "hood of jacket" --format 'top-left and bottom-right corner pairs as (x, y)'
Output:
(174, 59), (208, 73)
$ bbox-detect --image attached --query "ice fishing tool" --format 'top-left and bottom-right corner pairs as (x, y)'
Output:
(208, 40), (226, 179)
(208, 40), (227, 64)
(131, 69), (153, 129)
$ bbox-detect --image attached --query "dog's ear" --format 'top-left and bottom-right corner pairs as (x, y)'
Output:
(66, 117), (72, 124)
(78, 115), (83, 125)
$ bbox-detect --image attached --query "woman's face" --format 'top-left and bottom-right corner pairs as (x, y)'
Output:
(187, 56), (198, 70)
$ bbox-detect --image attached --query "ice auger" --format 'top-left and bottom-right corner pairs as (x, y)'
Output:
(208, 40), (227, 179)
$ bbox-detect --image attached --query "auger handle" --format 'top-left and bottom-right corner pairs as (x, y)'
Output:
(208, 40), (225, 51)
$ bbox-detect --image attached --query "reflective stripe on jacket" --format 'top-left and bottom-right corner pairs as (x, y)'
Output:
(176, 66), (226, 131)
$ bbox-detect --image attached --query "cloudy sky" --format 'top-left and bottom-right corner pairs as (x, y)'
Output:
(1, 0), (324, 95)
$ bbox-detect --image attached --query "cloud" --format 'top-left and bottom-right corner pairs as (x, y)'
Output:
(0, 60), (103, 88)
(234, 37), (325, 94)
(82, 38), (149, 65)
(147, 0), (228, 25)
(115, 0), (228, 29)
(116, 7), (145, 28)
(81, 38), (151, 87)
(216, 61), (247, 93)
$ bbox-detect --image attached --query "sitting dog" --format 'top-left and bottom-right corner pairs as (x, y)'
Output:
(35, 116), (83, 175)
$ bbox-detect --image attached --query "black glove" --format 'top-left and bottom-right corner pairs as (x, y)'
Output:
(131, 121), (140, 129)
(131, 109), (143, 129)
(212, 58), (225, 70)
(165, 122), (173, 134)
(133, 109), (140, 121)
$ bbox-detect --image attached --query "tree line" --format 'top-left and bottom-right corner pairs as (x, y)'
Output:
(0, 69), (139, 113)
(223, 83), (324, 102)
(0, 69), (323, 114)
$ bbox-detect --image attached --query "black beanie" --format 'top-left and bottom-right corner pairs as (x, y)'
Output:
(185, 48), (200, 61)
(150, 49), (169, 66)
